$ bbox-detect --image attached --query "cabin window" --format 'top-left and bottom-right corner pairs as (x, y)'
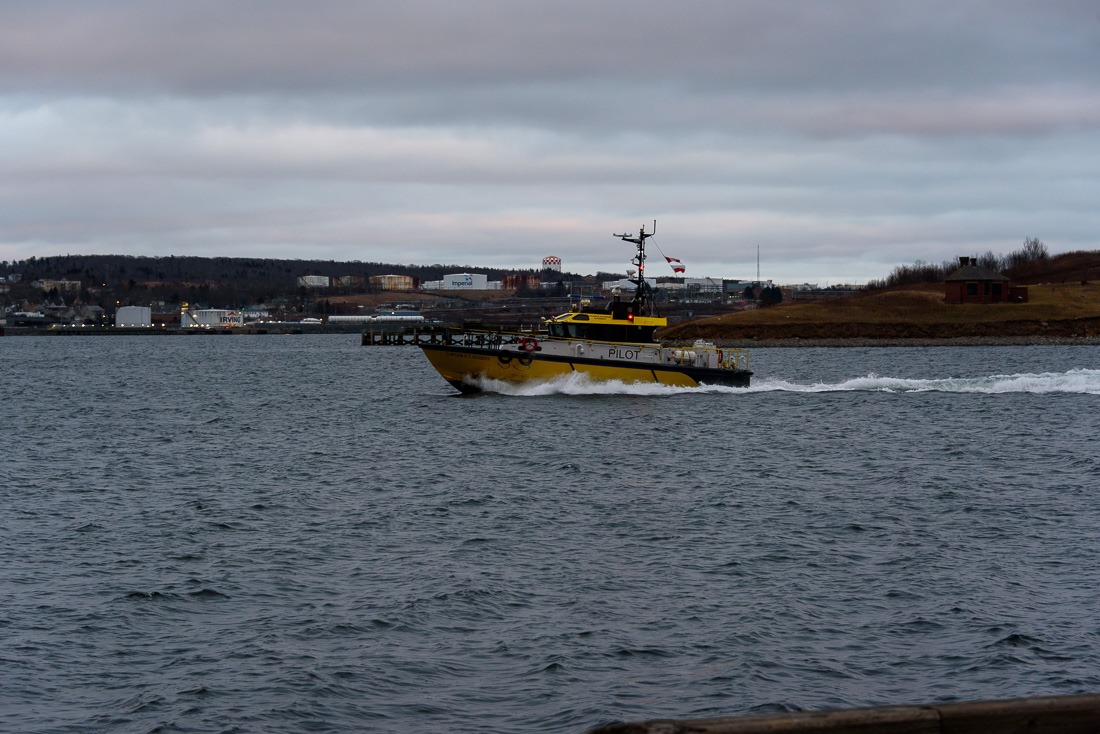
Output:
(966, 282), (978, 296)
(548, 321), (656, 342)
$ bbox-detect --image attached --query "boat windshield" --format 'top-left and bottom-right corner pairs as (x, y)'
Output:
(547, 321), (657, 343)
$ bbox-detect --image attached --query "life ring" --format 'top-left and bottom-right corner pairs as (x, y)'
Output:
(521, 338), (538, 353)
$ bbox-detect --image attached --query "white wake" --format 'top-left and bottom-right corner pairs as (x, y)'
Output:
(465, 368), (1100, 396)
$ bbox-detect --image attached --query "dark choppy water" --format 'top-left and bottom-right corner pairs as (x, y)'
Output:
(2, 335), (1099, 733)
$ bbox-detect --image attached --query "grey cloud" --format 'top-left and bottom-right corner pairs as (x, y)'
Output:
(2, 1), (1099, 282)
(3, 1), (1098, 95)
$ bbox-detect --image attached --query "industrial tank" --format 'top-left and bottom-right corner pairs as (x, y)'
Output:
(115, 306), (152, 327)
(181, 309), (243, 328)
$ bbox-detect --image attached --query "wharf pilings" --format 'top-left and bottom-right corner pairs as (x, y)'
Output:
(588, 692), (1100, 734)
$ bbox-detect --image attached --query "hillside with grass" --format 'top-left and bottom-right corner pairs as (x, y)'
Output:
(661, 251), (1100, 343)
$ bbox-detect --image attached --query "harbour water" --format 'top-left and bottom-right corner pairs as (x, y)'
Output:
(2, 335), (1099, 733)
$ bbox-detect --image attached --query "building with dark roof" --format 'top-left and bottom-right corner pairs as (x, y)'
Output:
(944, 257), (1028, 304)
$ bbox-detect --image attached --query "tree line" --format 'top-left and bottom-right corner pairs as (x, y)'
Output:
(3, 253), (553, 287)
(866, 238), (1049, 290)
(2, 253), (575, 311)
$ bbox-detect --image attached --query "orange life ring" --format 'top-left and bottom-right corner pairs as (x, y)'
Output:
(521, 338), (538, 353)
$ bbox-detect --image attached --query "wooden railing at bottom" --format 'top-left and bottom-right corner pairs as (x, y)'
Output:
(587, 693), (1100, 734)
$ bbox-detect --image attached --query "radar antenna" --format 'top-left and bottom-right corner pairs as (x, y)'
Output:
(612, 220), (657, 316)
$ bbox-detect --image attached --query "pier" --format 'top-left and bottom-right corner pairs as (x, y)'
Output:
(588, 692), (1100, 734)
(360, 323), (539, 347)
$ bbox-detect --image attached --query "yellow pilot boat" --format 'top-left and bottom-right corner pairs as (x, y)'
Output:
(420, 224), (752, 394)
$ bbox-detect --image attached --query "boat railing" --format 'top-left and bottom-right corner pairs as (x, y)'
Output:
(665, 344), (750, 371)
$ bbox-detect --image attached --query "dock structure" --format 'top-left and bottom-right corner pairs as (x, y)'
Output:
(587, 693), (1100, 734)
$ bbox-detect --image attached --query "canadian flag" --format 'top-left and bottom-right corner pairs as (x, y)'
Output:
(664, 256), (686, 274)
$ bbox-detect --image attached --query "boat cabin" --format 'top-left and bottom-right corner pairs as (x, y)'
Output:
(545, 224), (670, 344)
(546, 308), (666, 343)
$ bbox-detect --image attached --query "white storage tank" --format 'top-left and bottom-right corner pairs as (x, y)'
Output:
(182, 309), (243, 328)
(297, 275), (330, 288)
(115, 306), (152, 327)
(441, 273), (488, 290)
(327, 315), (374, 323)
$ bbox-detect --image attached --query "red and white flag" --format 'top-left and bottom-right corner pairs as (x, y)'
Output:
(664, 256), (686, 274)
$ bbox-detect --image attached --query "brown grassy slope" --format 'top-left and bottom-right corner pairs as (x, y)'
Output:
(1006, 250), (1100, 284)
(661, 252), (1100, 341)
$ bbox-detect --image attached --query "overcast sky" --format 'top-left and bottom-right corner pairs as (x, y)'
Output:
(2, 1), (1098, 284)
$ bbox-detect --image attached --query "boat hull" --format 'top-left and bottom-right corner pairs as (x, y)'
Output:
(420, 343), (752, 393)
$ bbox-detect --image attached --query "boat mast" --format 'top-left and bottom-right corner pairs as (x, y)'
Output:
(613, 220), (656, 316)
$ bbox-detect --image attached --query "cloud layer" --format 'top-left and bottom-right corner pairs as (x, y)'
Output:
(3, 1), (1098, 282)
